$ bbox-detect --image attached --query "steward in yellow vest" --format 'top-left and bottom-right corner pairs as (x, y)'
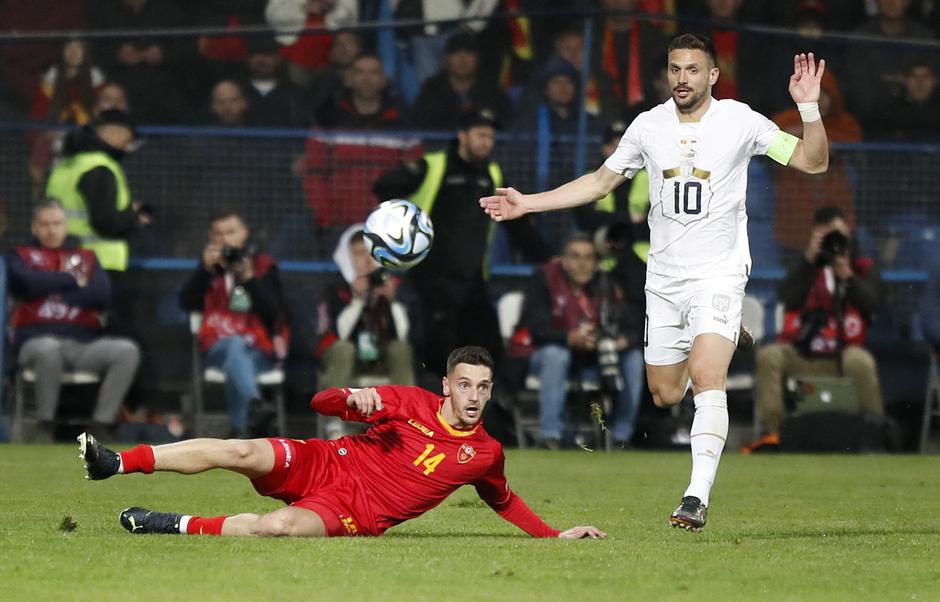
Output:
(45, 110), (150, 272)
(373, 110), (549, 374)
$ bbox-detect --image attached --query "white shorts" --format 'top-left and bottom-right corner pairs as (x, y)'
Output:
(643, 271), (747, 366)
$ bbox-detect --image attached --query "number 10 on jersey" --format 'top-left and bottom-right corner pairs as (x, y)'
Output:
(674, 181), (702, 215)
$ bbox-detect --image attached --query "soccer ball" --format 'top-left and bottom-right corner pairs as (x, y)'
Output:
(363, 199), (434, 269)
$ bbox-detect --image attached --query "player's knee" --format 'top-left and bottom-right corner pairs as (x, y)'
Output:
(253, 512), (294, 537)
(226, 440), (260, 467)
(687, 365), (724, 393)
(650, 383), (684, 408)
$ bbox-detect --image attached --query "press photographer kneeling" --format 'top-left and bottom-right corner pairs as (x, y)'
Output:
(742, 207), (885, 453)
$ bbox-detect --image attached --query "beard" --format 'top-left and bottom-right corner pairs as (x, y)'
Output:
(672, 86), (709, 113)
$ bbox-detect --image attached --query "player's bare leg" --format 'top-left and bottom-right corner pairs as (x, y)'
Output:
(119, 505), (328, 537)
(646, 361), (690, 409)
(221, 506), (327, 537)
(151, 438), (274, 478)
(78, 433), (275, 480)
(668, 333), (736, 531)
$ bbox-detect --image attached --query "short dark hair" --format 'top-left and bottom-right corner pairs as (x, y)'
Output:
(33, 198), (65, 218)
(562, 231), (594, 254)
(813, 206), (846, 225)
(208, 207), (244, 226)
(668, 33), (717, 68)
(446, 346), (494, 376)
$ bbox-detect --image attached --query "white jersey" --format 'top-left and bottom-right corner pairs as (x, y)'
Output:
(604, 97), (779, 278)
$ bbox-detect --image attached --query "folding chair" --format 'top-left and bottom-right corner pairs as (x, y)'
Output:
(12, 367), (100, 442)
(189, 312), (287, 437)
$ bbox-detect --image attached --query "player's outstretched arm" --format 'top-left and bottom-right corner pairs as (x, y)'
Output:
(310, 386), (384, 421)
(558, 526), (608, 539)
(479, 166), (626, 222)
(786, 52), (829, 175)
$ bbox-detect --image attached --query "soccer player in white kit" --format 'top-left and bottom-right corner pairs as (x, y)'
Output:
(480, 33), (829, 531)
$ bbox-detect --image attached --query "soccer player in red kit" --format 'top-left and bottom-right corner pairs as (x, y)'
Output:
(78, 346), (606, 539)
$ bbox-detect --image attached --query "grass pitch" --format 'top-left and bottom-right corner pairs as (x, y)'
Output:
(2, 445), (939, 601)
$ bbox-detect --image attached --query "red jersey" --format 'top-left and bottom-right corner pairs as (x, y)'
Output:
(311, 386), (559, 537)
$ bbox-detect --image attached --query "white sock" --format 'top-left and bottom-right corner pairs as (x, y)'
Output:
(117, 456), (124, 474)
(179, 515), (192, 534)
(683, 389), (728, 507)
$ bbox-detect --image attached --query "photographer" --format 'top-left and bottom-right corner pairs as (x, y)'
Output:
(315, 225), (416, 438)
(743, 206), (884, 453)
(179, 209), (287, 438)
(514, 232), (644, 449)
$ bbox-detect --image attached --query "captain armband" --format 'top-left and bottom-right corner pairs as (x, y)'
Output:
(766, 130), (799, 166)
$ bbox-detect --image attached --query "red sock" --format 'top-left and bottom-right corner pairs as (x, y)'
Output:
(119, 445), (155, 474)
(186, 516), (228, 535)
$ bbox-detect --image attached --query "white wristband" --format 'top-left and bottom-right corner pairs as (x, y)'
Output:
(797, 101), (821, 123)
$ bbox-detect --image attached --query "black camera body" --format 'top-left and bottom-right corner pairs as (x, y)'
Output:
(221, 245), (246, 265)
(368, 268), (390, 288)
(817, 230), (850, 266)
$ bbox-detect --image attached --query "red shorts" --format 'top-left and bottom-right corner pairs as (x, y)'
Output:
(250, 438), (374, 537)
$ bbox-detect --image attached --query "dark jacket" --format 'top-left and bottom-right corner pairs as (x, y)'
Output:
(408, 72), (513, 130)
(59, 126), (141, 240)
(314, 90), (404, 130)
(518, 259), (643, 355)
(6, 235), (111, 348)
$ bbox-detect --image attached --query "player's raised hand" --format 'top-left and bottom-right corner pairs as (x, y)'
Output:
(788, 52), (825, 104)
(479, 187), (526, 222)
(346, 387), (384, 417)
(558, 525), (607, 539)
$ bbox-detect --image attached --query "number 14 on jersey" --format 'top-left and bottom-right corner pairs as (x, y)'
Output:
(413, 444), (445, 475)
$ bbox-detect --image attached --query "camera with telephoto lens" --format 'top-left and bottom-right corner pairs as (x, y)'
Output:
(816, 230), (850, 266)
(597, 330), (624, 393)
(221, 245), (245, 265)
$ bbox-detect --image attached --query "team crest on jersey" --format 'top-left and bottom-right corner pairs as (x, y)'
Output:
(712, 293), (731, 312)
(457, 444), (477, 464)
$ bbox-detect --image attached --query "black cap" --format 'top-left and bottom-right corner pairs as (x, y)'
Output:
(458, 108), (501, 131)
(602, 120), (627, 143)
(95, 109), (138, 138)
(444, 32), (479, 55)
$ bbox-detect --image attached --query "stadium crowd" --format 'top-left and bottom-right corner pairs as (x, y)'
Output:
(1, 0), (939, 449)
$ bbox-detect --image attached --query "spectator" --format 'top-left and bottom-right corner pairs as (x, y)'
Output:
(6, 200), (140, 442)
(27, 39), (107, 195)
(845, 0), (936, 132)
(305, 30), (363, 117)
(208, 80), (250, 127)
(94, 82), (130, 117)
(30, 39), (105, 126)
(523, 25), (619, 120)
(266, 0), (349, 87)
(88, 0), (193, 124)
(391, 0), (500, 88)
(315, 224), (416, 438)
(873, 61), (940, 142)
(513, 57), (601, 190)
(409, 32), (513, 130)
(314, 53), (404, 129)
(742, 207), (885, 453)
(514, 232), (645, 449)
(770, 70), (861, 253)
(194, 0), (266, 82)
(243, 35), (305, 127)
(683, 0), (770, 111)
(593, 0), (670, 116)
(373, 110), (549, 375)
(178, 208), (288, 438)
